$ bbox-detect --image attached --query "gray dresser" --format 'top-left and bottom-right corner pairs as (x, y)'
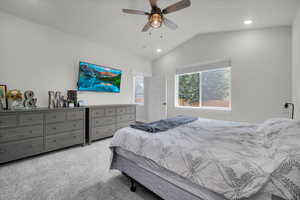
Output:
(87, 105), (136, 144)
(0, 107), (85, 164)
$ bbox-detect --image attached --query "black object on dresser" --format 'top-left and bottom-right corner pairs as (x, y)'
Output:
(87, 105), (136, 144)
(0, 107), (86, 164)
(67, 90), (78, 106)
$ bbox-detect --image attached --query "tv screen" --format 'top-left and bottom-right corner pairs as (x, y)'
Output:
(77, 62), (122, 93)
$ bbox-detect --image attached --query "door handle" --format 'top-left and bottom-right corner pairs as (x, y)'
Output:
(162, 103), (167, 105)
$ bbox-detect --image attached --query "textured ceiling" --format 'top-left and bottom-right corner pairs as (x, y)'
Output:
(0, 0), (299, 61)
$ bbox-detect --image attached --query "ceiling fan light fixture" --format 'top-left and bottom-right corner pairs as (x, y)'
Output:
(122, 0), (191, 32)
(149, 14), (163, 28)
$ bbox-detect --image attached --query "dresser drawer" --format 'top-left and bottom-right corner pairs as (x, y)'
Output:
(0, 125), (43, 143)
(126, 106), (136, 114)
(0, 115), (17, 128)
(117, 114), (135, 123)
(105, 108), (116, 116)
(46, 120), (84, 135)
(91, 109), (105, 118)
(67, 110), (84, 121)
(116, 121), (134, 130)
(92, 116), (116, 127)
(92, 125), (115, 140)
(0, 138), (43, 163)
(45, 130), (83, 151)
(45, 112), (66, 123)
(19, 113), (43, 126)
(117, 107), (127, 115)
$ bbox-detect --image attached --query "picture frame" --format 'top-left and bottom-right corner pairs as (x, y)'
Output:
(0, 85), (8, 110)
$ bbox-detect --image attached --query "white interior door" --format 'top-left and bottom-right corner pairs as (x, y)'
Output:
(146, 76), (167, 122)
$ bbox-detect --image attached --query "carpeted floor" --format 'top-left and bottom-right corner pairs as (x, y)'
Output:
(0, 139), (161, 200)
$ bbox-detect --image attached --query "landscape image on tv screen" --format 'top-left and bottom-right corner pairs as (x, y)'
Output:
(78, 62), (122, 93)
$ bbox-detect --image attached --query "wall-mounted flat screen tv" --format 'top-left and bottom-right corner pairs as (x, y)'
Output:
(77, 61), (122, 93)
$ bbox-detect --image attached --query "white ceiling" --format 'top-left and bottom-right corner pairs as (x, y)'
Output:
(0, 0), (299, 61)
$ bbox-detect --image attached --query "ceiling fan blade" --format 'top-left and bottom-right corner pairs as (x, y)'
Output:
(149, 0), (158, 8)
(163, 18), (178, 30)
(162, 0), (191, 14)
(142, 22), (151, 32)
(122, 9), (149, 15)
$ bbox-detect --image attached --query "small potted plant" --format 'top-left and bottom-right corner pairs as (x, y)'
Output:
(6, 90), (23, 110)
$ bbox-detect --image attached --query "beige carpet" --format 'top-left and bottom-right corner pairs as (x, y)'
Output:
(0, 139), (161, 200)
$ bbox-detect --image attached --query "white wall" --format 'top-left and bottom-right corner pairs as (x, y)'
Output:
(151, 27), (292, 123)
(292, 6), (300, 120)
(0, 11), (151, 108)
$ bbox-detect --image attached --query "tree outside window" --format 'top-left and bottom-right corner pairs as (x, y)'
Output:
(177, 68), (231, 109)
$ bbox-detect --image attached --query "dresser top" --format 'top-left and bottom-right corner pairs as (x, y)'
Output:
(87, 104), (136, 108)
(0, 107), (85, 113)
(0, 104), (136, 113)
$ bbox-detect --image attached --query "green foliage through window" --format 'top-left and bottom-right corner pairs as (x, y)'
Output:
(177, 68), (231, 108)
(178, 73), (200, 107)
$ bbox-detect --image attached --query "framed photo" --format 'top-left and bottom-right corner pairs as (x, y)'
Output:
(0, 85), (8, 110)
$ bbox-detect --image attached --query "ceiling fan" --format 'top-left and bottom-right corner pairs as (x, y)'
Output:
(122, 0), (191, 32)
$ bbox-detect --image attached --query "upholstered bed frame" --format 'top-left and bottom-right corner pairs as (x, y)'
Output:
(111, 153), (209, 200)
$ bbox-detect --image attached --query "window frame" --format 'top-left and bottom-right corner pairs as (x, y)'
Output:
(175, 67), (232, 111)
(133, 75), (145, 106)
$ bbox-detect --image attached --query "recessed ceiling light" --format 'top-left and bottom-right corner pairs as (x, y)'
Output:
(244, 20), (253, 25)
(156, 49), (162, 53)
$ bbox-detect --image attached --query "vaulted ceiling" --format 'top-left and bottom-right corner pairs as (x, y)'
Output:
(0, 0), (299, 61)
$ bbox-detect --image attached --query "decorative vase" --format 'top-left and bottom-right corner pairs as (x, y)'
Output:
(6, 90), (23, 110)
(8, 99), (23, 110)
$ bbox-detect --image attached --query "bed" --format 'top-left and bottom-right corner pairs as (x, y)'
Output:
(109, 117), (300, 200)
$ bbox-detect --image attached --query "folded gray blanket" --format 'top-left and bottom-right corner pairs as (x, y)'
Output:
(130, 116), (198, 133)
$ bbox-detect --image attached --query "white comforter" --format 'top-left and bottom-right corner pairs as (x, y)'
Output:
(110, 118), (300, 200)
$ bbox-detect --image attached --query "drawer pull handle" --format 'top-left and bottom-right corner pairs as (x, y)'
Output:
(0, 149), (5, 154)
(53, 127), (57, 130)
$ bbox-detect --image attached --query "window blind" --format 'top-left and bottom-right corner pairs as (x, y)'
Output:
(176, 59), (232, 75)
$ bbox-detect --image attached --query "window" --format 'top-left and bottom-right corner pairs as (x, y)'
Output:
(134, 76), (145, 105)
(175, 68), (231, 109)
